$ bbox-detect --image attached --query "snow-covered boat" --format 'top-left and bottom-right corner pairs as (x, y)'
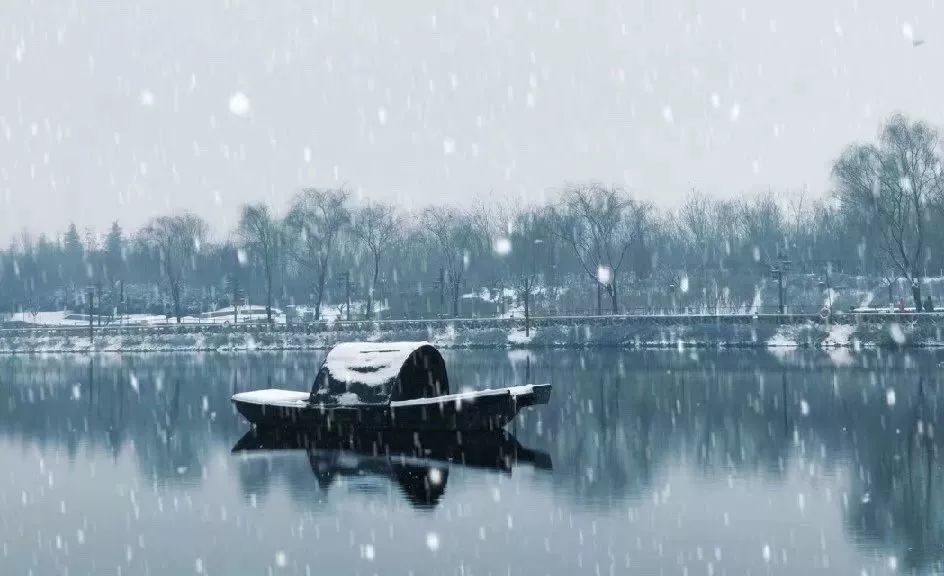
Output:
(231, 341), (552, 431)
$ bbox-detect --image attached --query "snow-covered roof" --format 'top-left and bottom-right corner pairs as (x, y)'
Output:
(309, 341), (450, 406)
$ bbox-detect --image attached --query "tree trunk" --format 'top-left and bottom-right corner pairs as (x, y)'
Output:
(596, 281), (601, 315)
(524, 288), (530, 337)
(912, 280), (923, 312)
(368, 252), (380, 320)
(264, 259), (273, 324)
(315, 264), (328, 320)
(451, 276), (461, 317)
(610, 277), (619, 314)
(171, 282), (182, 324)
(277, 235), (285, 304)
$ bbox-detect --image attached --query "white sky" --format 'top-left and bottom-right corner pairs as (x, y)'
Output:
(1, 0), (942, 241)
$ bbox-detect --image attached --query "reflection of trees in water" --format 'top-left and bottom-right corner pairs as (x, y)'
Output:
(3, 350), (944, 569)
(842, 377), (944, 572)
(451, 349), (944, 572)
(457, 351), (801, 503)
(0, 353), (314, 486)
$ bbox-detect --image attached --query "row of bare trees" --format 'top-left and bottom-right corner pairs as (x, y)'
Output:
(69, 183), (653, 324)
(3, 114), (944, 320)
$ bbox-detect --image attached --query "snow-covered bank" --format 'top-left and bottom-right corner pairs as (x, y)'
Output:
(2, 316), (943, 353)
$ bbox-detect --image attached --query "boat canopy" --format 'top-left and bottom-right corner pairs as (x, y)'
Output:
(309, 341), (450, 406)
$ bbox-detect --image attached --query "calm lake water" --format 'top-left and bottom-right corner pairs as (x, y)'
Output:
(1, 349), (942, 575)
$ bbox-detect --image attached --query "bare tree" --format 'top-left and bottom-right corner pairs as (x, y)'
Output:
(141, 213), (207, 323)
(423, 206), (483, 317)
(352, 202), (400, 319)
(237, 203), (280, 323)
(833, 114), (944, 311)
(471, 199), (517, 315)
(680, 190), (713, 246)
(679, 190), (715, 310)
(879, 268), (901, 308)
(508, 210), (546, 336)
(15, 232), (39, 319)
(737, 194), (786, 264)
(786, 190), (809, 257)
(549, 182), (650, 314)
(285, 188), (350, 320)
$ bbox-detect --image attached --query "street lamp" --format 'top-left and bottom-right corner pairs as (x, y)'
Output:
(769, 253), (792, 315)
(817, 262), (844, 316)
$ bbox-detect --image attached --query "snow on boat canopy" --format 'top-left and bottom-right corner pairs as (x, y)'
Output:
(231, 341), (552, 431)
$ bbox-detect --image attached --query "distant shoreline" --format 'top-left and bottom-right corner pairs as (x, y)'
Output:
(1, 314), (942, 353)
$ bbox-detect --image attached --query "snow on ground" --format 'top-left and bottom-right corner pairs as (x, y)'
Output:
(295, 300), (388, 322)
(463, 287), (517, 303)
(499, 303), (526, 319)
(822, 323), (855, 347)
(11, 311), (78, 325)
(507, 327), (535, 346)
(431, 322), (457, 346)
(7, 303), (415, 327)
(10, 308), (293, 327)
(767, 326), (799, 347)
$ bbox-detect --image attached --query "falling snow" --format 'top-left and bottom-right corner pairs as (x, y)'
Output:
(0, 3), (941, 575)
(228, 92), (251, 117)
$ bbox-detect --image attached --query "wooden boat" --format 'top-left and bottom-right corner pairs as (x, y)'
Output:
(231, 341), (552, 431)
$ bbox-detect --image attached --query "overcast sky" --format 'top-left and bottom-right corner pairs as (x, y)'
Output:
(1, 0), (941, 241)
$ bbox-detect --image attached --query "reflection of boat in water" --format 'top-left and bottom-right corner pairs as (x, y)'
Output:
(231, 428), (552, 508)
(232, 342), (552, 431)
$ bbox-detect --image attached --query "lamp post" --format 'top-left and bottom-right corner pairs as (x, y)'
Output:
(770, 253), (792, 315)
(817, 262), (844, 318)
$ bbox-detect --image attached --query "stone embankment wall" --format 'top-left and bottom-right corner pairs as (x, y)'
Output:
(0, 313), (941, 353)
